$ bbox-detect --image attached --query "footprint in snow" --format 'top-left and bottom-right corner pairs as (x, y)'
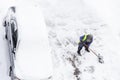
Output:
(84, 66), (95, 73)
(45, 19), (55, 27)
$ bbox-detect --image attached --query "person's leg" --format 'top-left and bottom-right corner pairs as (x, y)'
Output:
(84, 42), (90, 52)
(77, 43), (83, 55)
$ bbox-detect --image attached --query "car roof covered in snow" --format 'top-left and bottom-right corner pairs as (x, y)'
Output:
(14, 1), (53, 79)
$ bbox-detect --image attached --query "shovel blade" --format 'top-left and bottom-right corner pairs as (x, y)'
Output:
(98, 54), (104, 63)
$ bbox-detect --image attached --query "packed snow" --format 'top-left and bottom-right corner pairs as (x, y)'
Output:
(0, 0), (120, 80)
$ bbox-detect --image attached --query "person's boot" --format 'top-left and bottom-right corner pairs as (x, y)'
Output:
(85, 48), (90, 52)
(77, 50), (82, 56)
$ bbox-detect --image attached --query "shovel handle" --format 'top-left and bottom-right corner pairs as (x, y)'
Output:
(83, 43), (98, 57)
(82, 43), (104, 63)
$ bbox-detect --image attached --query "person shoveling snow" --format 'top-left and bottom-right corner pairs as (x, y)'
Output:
(77, 34), (93, 56)
(77, 34), (104, 63)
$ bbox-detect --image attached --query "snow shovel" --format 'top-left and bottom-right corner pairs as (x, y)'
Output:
(89, 48), (104, 63)
(83, 43), (104, 63)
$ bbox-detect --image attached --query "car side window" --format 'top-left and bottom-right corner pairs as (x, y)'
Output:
(11, 20), (18, 48)
(4, 21), (7, 27)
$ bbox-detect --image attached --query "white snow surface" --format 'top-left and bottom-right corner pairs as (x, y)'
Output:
(0, 0), (120, 80)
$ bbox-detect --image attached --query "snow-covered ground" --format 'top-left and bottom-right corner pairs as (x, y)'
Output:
(0, 0), (120, 80)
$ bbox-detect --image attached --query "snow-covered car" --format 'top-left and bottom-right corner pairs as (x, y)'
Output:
(3, 7), (19, 55)
(4, 5), (53, 80)
(3, 6), (19, 80)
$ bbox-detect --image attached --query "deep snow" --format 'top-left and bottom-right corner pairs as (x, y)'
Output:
(0, 0), (120, 80)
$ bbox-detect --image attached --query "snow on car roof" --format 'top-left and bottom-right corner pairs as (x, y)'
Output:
(14, 1), (53, 79)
